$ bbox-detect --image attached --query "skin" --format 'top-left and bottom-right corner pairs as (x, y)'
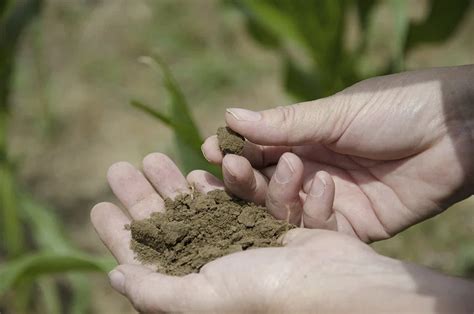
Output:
(92, 153), (474, 313)
(202, 65), (474, 242)
(91, 66), (474, 312)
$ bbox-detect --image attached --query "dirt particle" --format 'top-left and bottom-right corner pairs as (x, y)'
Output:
(217, 126), (245, 155)
(127, 189), (295, 276)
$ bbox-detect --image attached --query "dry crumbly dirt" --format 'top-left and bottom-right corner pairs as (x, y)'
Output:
(217, 126), (245, 155)
(127, 189), (295, 276)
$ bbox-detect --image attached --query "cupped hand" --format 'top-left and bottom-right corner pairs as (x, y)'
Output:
(91, 153), (474, 313)
(202, 65), (474, 242)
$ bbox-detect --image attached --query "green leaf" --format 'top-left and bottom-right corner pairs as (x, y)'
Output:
(130, 99), (173, 127)
(232, 0), (351, 99)
(68, 274), (92, 314)
(404, 0), (471, 51)
(354, 0), (377, 31)
(135, 55), (220, 176)
(390, 0), (409, 71)
(38, 278), (61, 314)
(0, 252), (115, 296)
(235, 0), (303, 47)
(354, 0), (378, 55)
(20, 195), (72, 253)
(19, 195), (99, 313)
(0, 162), (24, 256)
(283, 57), (321, 101)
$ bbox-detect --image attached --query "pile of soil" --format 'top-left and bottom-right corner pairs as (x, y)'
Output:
(217, 126), (245, 155)
(127, 189), (295, 276)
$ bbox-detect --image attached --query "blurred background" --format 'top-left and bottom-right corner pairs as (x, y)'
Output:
(1, 0), (473, 313)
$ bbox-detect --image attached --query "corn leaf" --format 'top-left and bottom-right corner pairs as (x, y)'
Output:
(391, 0), (409, 71)
(404, 0), (471, 51)
(69, 274), (93, 314)
(20, 195), (72, 253)
(0, 163), (24, 256)
(19, 195), (99, 313)
(38, 278), (61, 314)
(232, 0), (351, 99)
(283, 57), (321, 101)
(0, 252), (115, 296)
(134, 55), (220, 176)
(130, 99), (173, 127)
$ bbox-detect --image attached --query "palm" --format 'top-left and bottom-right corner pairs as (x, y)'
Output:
(90, 152), (384, 313)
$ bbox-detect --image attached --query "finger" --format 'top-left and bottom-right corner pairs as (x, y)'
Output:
(265, 152), (304, 224)
(90, 202), (137, 264)
(202, 135), (290, 168)
(222, 154), (268, 205)
(109, 264), (217, 313)
(201, 135), (223, 164)
(186, 170), (224, 193)
(303, 171), (337, 230)
(107, 162), (164, 220)
(142, 153), (190, 199)
(225, 97), (342, 146)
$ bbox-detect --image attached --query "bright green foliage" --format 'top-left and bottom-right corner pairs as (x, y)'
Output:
(131, 55), (220, 176)
(230, 0), (471, 101)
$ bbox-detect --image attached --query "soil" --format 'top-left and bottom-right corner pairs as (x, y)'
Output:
(217, 126), (245, 155)
(126, 189), (295, 276)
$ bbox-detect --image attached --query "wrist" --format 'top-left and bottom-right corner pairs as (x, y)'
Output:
(357, 257), (474, 313)
(286, 254), (474, 313)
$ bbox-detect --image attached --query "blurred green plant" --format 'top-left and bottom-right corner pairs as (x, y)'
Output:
(131, 54), (220, 177)
(228, 0), (471, 101)
(0, 1), (114, 313)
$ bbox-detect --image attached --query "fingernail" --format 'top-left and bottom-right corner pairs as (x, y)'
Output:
(201, 143), (210, 161)
(226, 108), (261, 122)
(221, 156), (237, 183)
(310, 173), (326, 197)
(108, 270), (125, 294)
(274, 156), (294, 184)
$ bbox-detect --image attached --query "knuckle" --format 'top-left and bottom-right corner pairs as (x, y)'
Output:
(276, 105), (297, 130)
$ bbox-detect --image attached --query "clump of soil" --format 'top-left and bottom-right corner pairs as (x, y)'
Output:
(217, 126), (245, 155)
(126, 189), (295, 276)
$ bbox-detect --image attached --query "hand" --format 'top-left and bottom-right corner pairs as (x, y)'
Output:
(202, 65), (474, 242)
(91, 153), (474, 313)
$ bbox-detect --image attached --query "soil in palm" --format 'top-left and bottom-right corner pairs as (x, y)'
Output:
(126, 189), (295, 276)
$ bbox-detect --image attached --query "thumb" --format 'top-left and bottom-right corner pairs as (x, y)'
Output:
(225, 97), (343, 146)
